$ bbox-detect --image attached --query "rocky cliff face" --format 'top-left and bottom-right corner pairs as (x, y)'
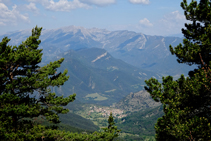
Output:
(115, 90), (161, 112)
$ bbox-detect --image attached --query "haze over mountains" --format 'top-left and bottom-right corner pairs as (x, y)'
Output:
(2, 25), (196, 77)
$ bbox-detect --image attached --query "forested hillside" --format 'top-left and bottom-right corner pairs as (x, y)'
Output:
(44, 48), (160, 106)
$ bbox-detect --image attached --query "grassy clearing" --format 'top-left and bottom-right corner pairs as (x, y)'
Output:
(105, 89), (116, 93)
(85, 93), (108, 101)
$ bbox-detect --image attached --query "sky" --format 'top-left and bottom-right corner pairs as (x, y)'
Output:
(0, 0), (197, 37)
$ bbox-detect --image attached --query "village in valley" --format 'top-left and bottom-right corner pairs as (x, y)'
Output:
(88, 106), (127, 119)
(73, 104), (127, 128)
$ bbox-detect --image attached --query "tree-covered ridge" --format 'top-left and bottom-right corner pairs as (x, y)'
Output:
(116, 105), (163, 140)
(0, 26), (120, 140)
(145, 0), (211, 140)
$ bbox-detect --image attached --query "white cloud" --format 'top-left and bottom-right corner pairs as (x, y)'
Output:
(25, 2), (39, 13)
(158, 11), (187, 33)
(79, 0), (116, 6)
(26, 0), (91, 11)
(141, 10), (188, 36)
(26, 0), (116, 10)
(46, 0), (91, 11)
(139, 18), (153, 27)
(0, 3), (30, 26)
(16, 2), (39, 15)
(163, 11), (185, 22)
(108, 11), (188, 36)
(0, 0), (12, 5)
(129, 0), (150, 4)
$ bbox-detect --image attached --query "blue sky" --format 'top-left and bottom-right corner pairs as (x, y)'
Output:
(0, 0), (197, 36)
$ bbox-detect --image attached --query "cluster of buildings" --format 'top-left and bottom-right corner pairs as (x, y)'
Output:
(89, 106), (127, 119)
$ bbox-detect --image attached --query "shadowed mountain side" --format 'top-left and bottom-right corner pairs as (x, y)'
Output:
(59, 112), (100, 131)
(75, 48), (160, 80)
(39, 111), (100, 133)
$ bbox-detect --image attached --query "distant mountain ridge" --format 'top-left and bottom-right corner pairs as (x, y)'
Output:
(1, 25), (196, 76)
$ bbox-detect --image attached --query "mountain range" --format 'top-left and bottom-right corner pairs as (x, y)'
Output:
(1, 25), (196, 77)
(1, 25), (198, 105)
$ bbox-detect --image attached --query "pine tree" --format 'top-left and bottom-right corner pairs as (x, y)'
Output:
(102, 112), (121, 141)
(0, 26), (120, 140)
(145, 0), (211, 140)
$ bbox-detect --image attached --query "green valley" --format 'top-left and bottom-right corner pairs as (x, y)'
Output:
(37, 48), (165, 140)
(62, 90), (163, 140)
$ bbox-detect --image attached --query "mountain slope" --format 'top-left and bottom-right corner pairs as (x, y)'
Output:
(47, 48), (160, 106)
(40, 111), (100, 133)
(116, 105), (164, 138)
(59, 112), (100, 131)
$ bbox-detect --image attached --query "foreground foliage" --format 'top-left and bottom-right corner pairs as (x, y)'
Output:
(0, 26), (120, 140)
(145, 0), (211, 140)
